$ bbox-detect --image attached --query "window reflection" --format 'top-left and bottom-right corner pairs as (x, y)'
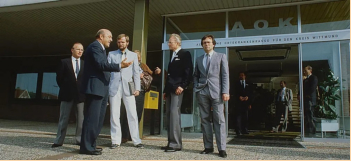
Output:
(301, 0), (350, 32)
(42, 72), (59, 100)
(228, 6), (298, 37)
(14, 73), (38, 99)
(166, 12), (226, 40)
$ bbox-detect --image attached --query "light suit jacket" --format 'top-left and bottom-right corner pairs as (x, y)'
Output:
(108, 49), (140, 96)
(276, 87), (293, 111)
(193, 51), (229, 99)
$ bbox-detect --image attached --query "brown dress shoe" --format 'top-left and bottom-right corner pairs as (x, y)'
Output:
(121, 138), (128, 143)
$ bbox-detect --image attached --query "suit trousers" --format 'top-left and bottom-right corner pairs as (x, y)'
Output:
(275, 102), (289, 129)
(197, 87), (226, 151)
(54, 101), (84, 145)
(304, 99), (316, 134)
(235, 105), (249, 134)
(80, 92), (109, 153)
(166, 93), (183, 149)
(110, 85), (141, 145)
(121, 91), (145, 139)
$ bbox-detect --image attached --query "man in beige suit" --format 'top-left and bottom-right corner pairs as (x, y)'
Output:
(272, 81), (293, 133)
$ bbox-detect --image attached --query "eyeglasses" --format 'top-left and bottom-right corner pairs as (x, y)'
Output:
(73, 49), (84, 52)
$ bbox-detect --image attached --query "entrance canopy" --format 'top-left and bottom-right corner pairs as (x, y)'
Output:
(0, 0), (313, 57)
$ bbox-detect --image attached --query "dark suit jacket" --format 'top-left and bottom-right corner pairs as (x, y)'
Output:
(56, 57), (85, 102)
(234, 80), (253, 107)
(163, 49), (193, 96)
(303, 74), (318, 105)
(81, 40), (120, 97)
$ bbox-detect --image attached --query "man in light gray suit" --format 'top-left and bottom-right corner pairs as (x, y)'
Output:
(272, 81), (293, 133)
(108, 34), (144, 149)
(193, 34), (229, 158)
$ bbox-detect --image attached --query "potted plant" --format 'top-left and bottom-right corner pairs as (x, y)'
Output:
(314, 68), (341, 135)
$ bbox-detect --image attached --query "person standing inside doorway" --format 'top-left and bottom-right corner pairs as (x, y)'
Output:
(162, 33), (193, 152)
(52, 42), (85, 148)
(272, 81), (293, 133)
(194, 34), (229, 158)
(234, 72), (252, 136)
(303, 65), (318, 136)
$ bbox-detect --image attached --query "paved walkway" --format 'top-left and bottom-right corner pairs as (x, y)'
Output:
(0, 119), (349, 160)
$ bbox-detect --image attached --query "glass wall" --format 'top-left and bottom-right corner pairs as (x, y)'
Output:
(166, 12), (226, 40)
(339, 40), (350, 137)
(301, 41), (349, 138)
(41, 72), (59, 100)
(14, 73), (38, 99)
(301, 0), (350, 33)
(162, 1), (350, 138)
(228, 6), (298, 37)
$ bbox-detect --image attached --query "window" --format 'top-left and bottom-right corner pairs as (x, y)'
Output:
(41, 72), (59, 100)
(166, 12), (226, 41)
(301, 0), (350, 32)
(14, 73), (38, 99)
(228, 6), (298, 37)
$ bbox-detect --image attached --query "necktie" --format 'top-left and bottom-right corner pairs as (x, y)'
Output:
(122, 52), (126, 60)
(205, 53), (210, 73)
(75, 59), (79, 76)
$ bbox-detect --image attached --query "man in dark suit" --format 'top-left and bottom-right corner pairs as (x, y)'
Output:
(234, 72), (252, 136)
(52, 42), (85, 148)
(162, 33), (193, 152)
(303, 65), (318, 135)
(79, 29), (132, 155)
(193, 34), (229, 158)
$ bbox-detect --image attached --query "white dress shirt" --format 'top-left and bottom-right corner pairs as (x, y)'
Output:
(71, 56), (80, 79)
(240, 80), (246, 88)
(171, 47), (181, 62)
(203, 50), (214, 69)
(280, 87), (286, 101)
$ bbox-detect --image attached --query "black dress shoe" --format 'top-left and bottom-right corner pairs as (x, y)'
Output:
(95, 148), (103, 152)
(80, 150), (102, 155)
(219, 150), (227, 158)
(51, 144), (62, 148)
(164, 147), (181, 152)
(200, 148), (214, 154)
(161, 146), (168, 150)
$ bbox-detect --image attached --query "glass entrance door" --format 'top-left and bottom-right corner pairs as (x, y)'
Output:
(228, 44), (301, 138)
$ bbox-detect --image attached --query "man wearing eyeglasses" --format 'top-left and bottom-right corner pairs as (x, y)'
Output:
(52, 42), (85, 148)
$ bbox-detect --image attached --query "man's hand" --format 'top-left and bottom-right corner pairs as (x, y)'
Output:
(163, 93), (166, 100)
(134, 90), (139, 96)
(244, 96), (248, 101)
(175, 86), (183, 95)
(222, 94), (230, 101)
(140, 73), (144, 79)
(239, 96), (244, 101)
(121, 58), (133, 68)
(248, 105), (252, 110)
(155, 67), (161, 75)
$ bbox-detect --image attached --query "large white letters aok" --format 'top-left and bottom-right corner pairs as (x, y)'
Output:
(231, 17), (293, 31)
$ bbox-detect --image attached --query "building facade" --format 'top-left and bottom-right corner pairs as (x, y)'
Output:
(0, 0), (349, 141)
